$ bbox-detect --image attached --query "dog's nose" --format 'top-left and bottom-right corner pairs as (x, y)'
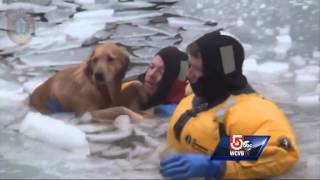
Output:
(94, 73), (104, 82)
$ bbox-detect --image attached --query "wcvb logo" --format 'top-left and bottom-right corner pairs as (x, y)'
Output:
(210, 135), (269, 161)
(229, 135), (253, 156)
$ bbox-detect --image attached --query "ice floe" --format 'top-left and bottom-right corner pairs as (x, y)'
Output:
(44, 7), (75, 24)
(297, 95), (319, 106)
(23, 75), (51, 93)
(274, 26), (292, 56)
(167, 17), (204, 29)
(244, 59), (289, 74)
(19, 46), (93, 67)
(133, 46), (159, 59)
(86, 115), (133, 143)
(73, 9), (114, 20)
(19, 112), (90, 155)
(110, 24), (157, 39)
(0, 2), (56, 13)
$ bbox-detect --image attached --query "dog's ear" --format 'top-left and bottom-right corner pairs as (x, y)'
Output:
(84, 49), (96, 78)
(115, 54), (129, 82)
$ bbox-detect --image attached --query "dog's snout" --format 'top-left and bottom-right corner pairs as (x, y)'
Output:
(94, 72), (104, 82)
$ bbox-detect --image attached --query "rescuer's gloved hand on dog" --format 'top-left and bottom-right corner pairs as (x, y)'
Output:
(160, 153), (225, 179)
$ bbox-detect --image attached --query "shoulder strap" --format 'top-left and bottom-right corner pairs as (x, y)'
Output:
(215, 97), (237, 138)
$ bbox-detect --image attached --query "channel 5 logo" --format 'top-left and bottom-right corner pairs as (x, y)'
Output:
(211, 135), (270, 161)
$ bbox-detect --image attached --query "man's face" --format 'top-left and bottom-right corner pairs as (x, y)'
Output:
(187, 55), (203, 83)
(144, 55), (165, 96)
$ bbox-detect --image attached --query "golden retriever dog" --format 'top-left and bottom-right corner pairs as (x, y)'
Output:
(30, 43), (147, 122)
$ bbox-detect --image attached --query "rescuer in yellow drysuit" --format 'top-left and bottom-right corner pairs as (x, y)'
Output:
(160, 30), (300, 179)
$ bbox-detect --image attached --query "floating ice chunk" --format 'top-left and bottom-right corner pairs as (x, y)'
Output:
(74, 0), (95, 5)
(19, 46), (93, 67)
(138, 24), (178, 37)
(19, 112), (89, 155)
(243, 57), (258, 72)
(313, 50), (320, 58)
(304, 65), (320, 75)
(107, 12), (163, 24)
(295, 65), (319, 82)
(73, 9), (114, 20)
(58, 19), (106, 41)
(45, 7), (75, 24)
(51, 0), (79, 10)
(116, 1), (155, 10)
(2, 0), (52, 6)
(296, 74), (318, 82)
(315, 84), (320, 94)
(259, 3), (266, 9)
(100, 146), (131, 159)
(291, 56), (306, 67)
(274, 27), (292, 56)
(256, 61), (289, 74)
(0, 79), (24, 96)
(23, 76), (51, 93)
(148, 0), (177, 3)
(0, 35), (19, 50)
(264, 28), (275, 36)
(0, 3), (56, 13)
(89, 143), (110, 155)
(129, 143), (153, 159)
(297, 95), (319, 106)
(86, 115), (133, 143)
(133, 47), (159, 59)
(236, 17), (244, 26)
(77, 123), (114, 134)
(111, 24), (156, 39)
(167, 17), (204, 29)
(0, 94), (29, 127)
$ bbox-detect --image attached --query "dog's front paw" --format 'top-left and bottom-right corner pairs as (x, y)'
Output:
(79, 112), (92, 123)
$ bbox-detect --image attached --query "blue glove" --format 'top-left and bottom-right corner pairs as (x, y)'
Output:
(154, 104), (177, 117)
(160, 153), (225, 180)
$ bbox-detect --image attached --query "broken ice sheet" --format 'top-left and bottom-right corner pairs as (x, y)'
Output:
(86, 115), (133, 143)
(58, 19), (106, 41)
(73, 9), (114, 20)
(297, 95), (320, 106)
(111, 24), (157, 39)
(256, 61), (289, 74)
(167, 17), (204, 29)
(0, 2), (57, 13)
(77, 123), (115, 134)
(23, 75), (52, 93)
(19, 112), (90, 155)
(112, 1), (155, 10)
(295, 65), (320, 83)
(107, 36), (148, 47)
(139, 23), (179, 37)
(0, 78), (24, 95)
(147, 37), (181, 48)
(0, 79), (29, 127)
(44, 7), (75, 24)
(133, 47), (159, 59)
(19, 46), (93, 67)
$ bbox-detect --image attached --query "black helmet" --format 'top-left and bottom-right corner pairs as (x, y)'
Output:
(140, 46), (188, 109)
(188, 31), (249, 103)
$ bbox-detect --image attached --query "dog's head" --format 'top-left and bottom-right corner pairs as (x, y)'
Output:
(85, 43), (129, 86)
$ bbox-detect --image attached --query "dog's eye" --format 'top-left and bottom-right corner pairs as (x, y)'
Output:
(92, 58), (98, 64)
(107, 56), (114, 63)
